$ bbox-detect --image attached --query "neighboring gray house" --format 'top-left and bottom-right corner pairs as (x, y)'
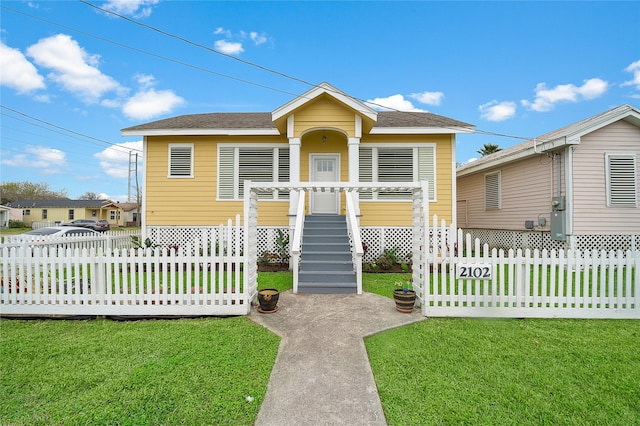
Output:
(457, 104), (640, 251)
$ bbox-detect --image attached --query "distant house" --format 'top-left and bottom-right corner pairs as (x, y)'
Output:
(456, 104), (640, 251)
(5, 199), (123, 228)
(0, 206), (12, 228)
(122, 82), (474, 230)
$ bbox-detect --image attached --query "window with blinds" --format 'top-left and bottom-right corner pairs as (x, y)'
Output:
(484, 171), (501, 210)
(168, 144), (193, 177)
(606, 153), (637, 207)
(358, 145), (436, 201)
(218, 146), (290, 200)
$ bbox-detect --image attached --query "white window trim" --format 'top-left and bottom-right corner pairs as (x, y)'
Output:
(605, 152), (638, 207)
(168, 143), (194, 178)
(359, 142), (437, 202)
(484, 171), (501, 210)
(217, 143), (290, 201)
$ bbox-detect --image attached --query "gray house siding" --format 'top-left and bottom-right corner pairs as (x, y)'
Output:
(572, 120), (640, 235)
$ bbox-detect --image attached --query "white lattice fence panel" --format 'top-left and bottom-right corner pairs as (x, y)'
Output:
(575, 234), (639, 251)
(147, 226), (245, 255)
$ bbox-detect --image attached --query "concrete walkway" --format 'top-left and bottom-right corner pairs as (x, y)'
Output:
(248, 291), (426, 426)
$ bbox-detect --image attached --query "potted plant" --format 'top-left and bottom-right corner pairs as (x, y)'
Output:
(393, 276), (416, 313)
(257, 288), (280, 313)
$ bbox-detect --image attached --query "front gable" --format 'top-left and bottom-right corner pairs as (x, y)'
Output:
(272, 82), (377, 136)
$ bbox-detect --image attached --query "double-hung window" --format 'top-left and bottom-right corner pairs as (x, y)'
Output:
(218, 145), (290, 200)
(168, 144), (194, 178)
(359, 144), (436, 200)
(606, 153), (637, 207)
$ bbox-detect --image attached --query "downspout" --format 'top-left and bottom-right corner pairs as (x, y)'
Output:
(565, 146), (574, 249)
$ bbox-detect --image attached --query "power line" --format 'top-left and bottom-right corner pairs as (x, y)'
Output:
(0, 4), (300, 98)
(79, 0), (317, 88)
(0, 106), (142, 154)
(3, 3), (540, 144)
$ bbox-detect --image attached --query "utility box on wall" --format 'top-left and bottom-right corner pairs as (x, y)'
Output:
(550, 211), (566, 241)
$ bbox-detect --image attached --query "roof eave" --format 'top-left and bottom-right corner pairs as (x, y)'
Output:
(122, 128), (281, 137)
(456, 138), (575, 177)
(370, 126), (475, 135)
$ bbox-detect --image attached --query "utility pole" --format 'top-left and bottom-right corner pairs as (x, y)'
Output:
(128, 151), (136, 203)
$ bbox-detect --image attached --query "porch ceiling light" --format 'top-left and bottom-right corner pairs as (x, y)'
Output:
(322, 133), (327, 144)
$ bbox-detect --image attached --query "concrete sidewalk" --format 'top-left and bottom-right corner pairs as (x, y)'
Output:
(248, 291), (426, 426)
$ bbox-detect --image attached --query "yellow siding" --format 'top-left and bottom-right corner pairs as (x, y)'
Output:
(144, 125), (456, 228)
(294, 97), (355, 137)
(357, 134), (454, 226)
(145, 135), (289, 226)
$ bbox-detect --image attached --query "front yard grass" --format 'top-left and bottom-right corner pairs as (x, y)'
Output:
(2, 272), (638, 425)
(366, 318), (640, 425)
(0, 316), (280, 425)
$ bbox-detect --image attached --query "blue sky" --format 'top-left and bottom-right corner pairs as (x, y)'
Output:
(1, 0), (639, 201)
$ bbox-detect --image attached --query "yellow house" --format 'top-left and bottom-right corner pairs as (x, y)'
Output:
(5, 199), (123, 228)
(122, 83), (474, 229)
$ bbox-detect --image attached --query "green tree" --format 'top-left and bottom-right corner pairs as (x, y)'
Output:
(477, 143), (502, 156)
(0, 181), (68, 204)
(78, 191), (103, 200)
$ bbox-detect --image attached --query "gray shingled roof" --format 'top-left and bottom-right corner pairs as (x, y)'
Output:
(376, 111), (472, 128)
(122, 111), (473, 132)
(122, 113), (277, 131)
(6, 199), (112, 209)
(457, 104), (640, 173)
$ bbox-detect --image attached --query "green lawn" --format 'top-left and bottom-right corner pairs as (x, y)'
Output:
(365, 318), (640, 425)
(2, 272), (638, 425)
(1, 317), (280, 425)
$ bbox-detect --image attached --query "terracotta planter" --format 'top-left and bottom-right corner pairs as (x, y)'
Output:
(393, 289), (416, 313)
(257, 288), (280, 313)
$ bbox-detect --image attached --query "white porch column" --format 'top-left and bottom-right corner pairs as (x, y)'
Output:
(289, 137), (301, 220)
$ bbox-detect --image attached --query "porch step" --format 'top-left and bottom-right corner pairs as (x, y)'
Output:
(298, 215), (356, 294)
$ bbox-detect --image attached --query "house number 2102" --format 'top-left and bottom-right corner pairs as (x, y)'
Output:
(455, 264), (492, 280)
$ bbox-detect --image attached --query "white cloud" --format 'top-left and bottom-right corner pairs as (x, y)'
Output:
(0, 145), (67, 174)
(410, 91), (444, 106)
(250, 32), (267, 45)
(479, 100), (517, 122)
(26, 34), (123, 103)
(622, 59), (640, 91)
(214, 27), (232, 37)
(123, 88), (185, 120)
(365, 94), (426, 112)
(101, 0), (159, 18)
(215, 40), (244, 55)
(521, 78), (608, 112)
(94, 141), (143, 179)
(0, 42), (46, 94)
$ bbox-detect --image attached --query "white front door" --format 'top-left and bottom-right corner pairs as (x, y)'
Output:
(310, 155), (339, 214)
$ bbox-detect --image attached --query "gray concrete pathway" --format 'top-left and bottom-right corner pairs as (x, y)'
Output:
(248, 291), (426, 426)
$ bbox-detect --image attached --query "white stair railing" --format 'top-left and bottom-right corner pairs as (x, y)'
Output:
(345, 191), (364, 294)
(290, 190), (306, 293)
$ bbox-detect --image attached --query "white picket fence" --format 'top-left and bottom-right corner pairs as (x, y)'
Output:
(0, 216), (247, 317)
(423, 220), (639, 319)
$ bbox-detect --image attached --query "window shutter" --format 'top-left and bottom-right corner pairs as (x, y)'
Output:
(239, 148), (274, 199)
(417, 147), (435, 200)
(277, 148), (290, 200)
(378, 148), (412, 200)
(485, 172), (501, 210)
(218, 147), (235, 199)
(359, 147), (373, 199)
(169, 145), (193, 177)
(607, 154), (637, 207)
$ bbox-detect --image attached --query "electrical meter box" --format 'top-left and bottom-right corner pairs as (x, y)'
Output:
(550, 211), (566, 241)
(551, 196), (565, 211)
